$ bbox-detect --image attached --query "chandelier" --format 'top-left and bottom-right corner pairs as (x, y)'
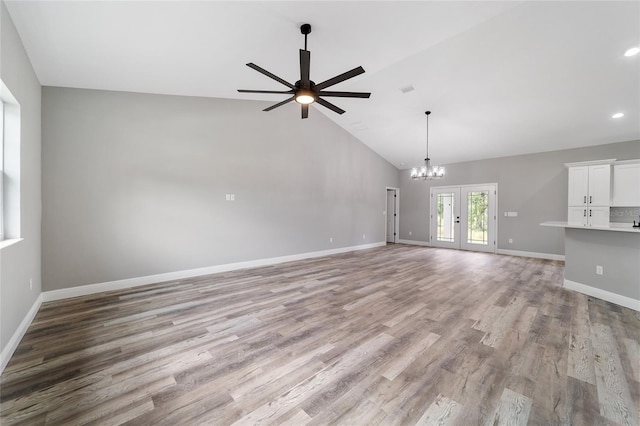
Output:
(410, 111), (445, 180)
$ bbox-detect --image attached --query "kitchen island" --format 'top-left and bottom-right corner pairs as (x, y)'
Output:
(541, 221), (639, 311)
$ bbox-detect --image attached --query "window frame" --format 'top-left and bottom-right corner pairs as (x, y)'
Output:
(0, 80), (21, 245)
(1, 99), (4, 241)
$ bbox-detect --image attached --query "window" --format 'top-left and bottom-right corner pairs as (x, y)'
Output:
(0, 80), (20, 244)
(1, 99), (4, 241)
(466, 191), (489, 245)
(436, 192), (456, 243)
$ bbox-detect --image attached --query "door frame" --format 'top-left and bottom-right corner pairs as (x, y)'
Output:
(429, 183), (498, 253)
(385, 187), (400, 244)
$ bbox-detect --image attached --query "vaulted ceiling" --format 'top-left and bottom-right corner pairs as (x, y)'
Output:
(5, 1), (639, 168)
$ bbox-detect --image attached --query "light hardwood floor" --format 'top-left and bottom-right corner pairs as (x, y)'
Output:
(1, 244), (639, 425)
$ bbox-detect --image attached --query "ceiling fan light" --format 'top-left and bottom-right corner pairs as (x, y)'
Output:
(624, 47), (640, 57)
(295, 90), (315, 105)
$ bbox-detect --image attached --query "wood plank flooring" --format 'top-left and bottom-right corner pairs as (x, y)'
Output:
(1, 244), (639, 425)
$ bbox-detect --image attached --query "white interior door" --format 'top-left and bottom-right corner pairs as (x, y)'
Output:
(430, 184), (497, 253)
(386, 188), (398, 243)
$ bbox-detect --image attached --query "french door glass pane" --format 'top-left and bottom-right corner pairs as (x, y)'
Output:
(437, 193), (455, 242)
(467, 191), (489, 245)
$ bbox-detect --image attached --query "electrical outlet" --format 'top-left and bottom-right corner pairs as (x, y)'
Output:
(329, 237), (333, 243)
(409, 231), (412, 236)
(30, 278), (33, 290)
(362, 233), (366, 239)
(596, 265), (603, 275)
(508, 238), (513, 244)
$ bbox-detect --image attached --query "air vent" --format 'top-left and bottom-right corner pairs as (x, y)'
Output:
(400, 85), (415, 94)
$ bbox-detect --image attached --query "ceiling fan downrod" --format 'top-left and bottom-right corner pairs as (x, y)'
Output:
(301, 23), (311, 51)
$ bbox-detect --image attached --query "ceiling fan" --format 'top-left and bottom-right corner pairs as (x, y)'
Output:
(238, 23), (371, 119)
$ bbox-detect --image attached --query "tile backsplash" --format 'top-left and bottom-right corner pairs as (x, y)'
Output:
(610, 207), (640, 223)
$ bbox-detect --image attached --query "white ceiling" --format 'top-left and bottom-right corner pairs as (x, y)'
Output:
(5, 1), (640, 168)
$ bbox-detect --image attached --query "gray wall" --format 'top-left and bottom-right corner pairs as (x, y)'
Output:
(399, 140), (640, 255)
(0, 2), (42, 353)
(565, 228), (640, 300)
(42, 87), (399, 291)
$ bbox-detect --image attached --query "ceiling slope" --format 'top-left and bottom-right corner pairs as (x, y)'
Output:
(5, 1), (639, 167)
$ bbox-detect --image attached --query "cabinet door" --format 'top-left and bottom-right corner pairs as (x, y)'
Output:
(588, 207), (610, 227)
(612, 163), (640, 206)
(588, 164), (611, 206)
(568, 206), (587, 226)
(568, 166), (589, 206)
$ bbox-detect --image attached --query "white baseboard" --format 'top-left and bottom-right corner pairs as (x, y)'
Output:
(42, 242), (386, 303)
(496, 249), (565, 261)
(0, 293), (43, 375)
(564, 279), (640, 312)
(398, 239), (430, 247)
(399, 244), (565, 262)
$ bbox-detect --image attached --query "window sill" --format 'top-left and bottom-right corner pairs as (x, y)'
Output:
(0, 238), (23, 250)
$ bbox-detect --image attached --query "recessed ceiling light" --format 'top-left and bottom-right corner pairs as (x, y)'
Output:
(612, 112), (624, 119)
(624, 47), (640, 57)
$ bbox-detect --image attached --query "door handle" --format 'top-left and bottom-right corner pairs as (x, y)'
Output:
(583, 195), (586, 204)
(456, 216), (460, 224)
(589, 209), (592, 217)
(583, 209), (586, 217)
(589, 195), (592, 204)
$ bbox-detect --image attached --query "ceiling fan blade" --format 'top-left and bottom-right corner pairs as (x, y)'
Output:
(238, 89), (295, 94)
(263, 96), (295, 112)
(318, 91), (371, 98)
(315, 97), (345, 115)
(315, 66), (365, 91)
(246, 63), (295, 89)
(300, 49), (311, 87)
(301, 104), (309, 119)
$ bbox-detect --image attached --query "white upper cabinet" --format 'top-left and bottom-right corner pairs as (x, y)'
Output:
(567, 206), (588, 226)
(565, 159), (615, 227)
(568, 166), (589, 206)
(565, 158), (640, 227)
(566, 161), (613, 207)
(587, 206), (610, 228)
(612, 160), (640, 206)
(587, 164), (612, 206)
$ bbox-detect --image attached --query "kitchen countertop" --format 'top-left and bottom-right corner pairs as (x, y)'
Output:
(540, 221), (640, 233)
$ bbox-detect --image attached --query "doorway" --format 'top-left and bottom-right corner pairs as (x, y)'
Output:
(429, 184), (497, 253)
(386, 188), (399, 244)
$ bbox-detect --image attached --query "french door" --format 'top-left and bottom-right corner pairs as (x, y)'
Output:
(430, 184), (497, 253)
